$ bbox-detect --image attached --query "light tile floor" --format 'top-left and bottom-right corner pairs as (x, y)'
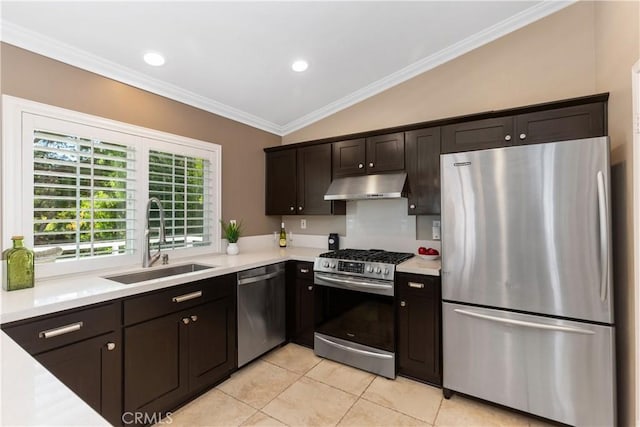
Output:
(165, 343), (552, 427)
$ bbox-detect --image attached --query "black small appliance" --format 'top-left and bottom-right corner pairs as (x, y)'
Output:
(328, 233), (339, 250)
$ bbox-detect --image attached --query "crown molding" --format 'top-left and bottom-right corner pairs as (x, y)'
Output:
(280, 0), (576, 135)
(0, 1), (575, 138)
(0, 21), (284, 135)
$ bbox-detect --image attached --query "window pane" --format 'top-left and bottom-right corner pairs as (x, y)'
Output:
(33, 130), (135, 260)
(149, 150), (211, 249)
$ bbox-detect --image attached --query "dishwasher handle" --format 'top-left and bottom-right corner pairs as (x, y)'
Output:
(238, 270), (283, 285)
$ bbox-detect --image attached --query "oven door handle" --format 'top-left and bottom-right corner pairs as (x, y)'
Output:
(315, 273), (393, 291)
(316, 335), (393, 359)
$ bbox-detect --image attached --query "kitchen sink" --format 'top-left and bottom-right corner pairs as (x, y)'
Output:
(105, 263), (215, 284)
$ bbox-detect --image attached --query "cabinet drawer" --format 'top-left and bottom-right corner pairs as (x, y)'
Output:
(396, 273), (439, 296)
(123, 274), (235, 326)
(296, 262), (314, 280)
(3, 302), (120, 355)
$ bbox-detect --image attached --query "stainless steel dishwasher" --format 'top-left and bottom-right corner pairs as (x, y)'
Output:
(237, 263), (286, 367)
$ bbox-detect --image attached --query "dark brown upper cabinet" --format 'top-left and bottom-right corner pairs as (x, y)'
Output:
(442, 102), (606, 153)
(515, 102), (605, 146)
(266, 145), (344, 215)
(332, 138), (367, 177)
(265, 149), (297, 215)
(441, 116), (514, 153)
(332, 133), (405, 178)
(405, 127), (441, 215)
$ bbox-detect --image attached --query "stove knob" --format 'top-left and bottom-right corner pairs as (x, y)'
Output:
(375, 267), (382, 274)
(383, 268), (389, 276)
(329, 262), (336, 269)
(366, 265), (373, 273)
(323, 261), (329, 268)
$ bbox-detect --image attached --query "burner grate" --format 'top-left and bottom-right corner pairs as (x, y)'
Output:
(319, 249), (414, 265)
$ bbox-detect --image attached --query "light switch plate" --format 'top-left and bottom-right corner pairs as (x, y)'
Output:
(300, 219), (307, 229)
(432, 220), (441, 240)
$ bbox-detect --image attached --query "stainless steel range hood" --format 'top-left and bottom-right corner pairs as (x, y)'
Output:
(324, 172), (407, 201)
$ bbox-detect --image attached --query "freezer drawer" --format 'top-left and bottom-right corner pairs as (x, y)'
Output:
(443, 302), (616, 426)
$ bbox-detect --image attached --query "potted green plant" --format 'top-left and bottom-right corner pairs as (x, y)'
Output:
(220, 219), (242, 255)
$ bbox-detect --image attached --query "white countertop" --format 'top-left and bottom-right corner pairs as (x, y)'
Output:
(0, 247), (439, 426)
(1, 332), (109, 426)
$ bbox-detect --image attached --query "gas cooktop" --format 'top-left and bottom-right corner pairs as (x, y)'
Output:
(318, 249), (414, 265)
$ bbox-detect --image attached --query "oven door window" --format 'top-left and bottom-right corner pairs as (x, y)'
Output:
(316, 286), (394, 352)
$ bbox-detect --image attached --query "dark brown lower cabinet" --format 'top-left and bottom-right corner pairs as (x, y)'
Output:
(396, 273), (442, 386)
(123, 279), (236, 423)
(287, 261), (317, 348)
(1, 303), (122, 425)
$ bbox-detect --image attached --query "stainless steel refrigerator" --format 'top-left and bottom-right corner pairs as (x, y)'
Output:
(441, 137), (615, 426)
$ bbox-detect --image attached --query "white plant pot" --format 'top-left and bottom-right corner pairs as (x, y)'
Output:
(226, 242), (239, 255)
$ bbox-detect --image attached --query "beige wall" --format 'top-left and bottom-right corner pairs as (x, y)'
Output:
(282, 1), (639, 424)
(0, 43), (281, 236)
(594, 1), (639, 425)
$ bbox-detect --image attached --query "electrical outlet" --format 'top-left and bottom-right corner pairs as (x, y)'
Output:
(300, 219), (307, 229)
(432, 220), (441, 240)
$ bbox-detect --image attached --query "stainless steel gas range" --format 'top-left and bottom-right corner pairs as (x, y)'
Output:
(313, 249), (414, 378)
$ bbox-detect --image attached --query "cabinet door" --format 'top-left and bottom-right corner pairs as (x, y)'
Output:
(188, 297), (236, 392)
(366, 132), (405, 173)
(294, 280), (316, 348)
(441, 117), (514, 153)
(515, 102), (605, 146)
(124, 312), (188, 415)
(265, 149), (297, 215)
(297, 144), (333, 215)
(35, 331), (122, 426)
(396, 273), (442, 385)
(332, 139), (366, 177)
(405, 127), (441, 215)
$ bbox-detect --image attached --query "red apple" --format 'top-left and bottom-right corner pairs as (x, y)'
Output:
(426, 248), (439, 255)
(418, 247), (427, 255)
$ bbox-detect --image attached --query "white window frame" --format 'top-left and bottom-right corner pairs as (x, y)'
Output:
(2, 95), (222, 278)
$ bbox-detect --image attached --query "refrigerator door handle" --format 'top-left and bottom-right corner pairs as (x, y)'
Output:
(597, 170), (609, 302)
(453, 309), (595, 335)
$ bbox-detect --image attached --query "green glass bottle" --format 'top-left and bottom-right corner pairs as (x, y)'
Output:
(2, 236), (35, 291)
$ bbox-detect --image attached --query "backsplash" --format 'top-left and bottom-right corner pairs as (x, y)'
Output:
(281, 198), (441, 253)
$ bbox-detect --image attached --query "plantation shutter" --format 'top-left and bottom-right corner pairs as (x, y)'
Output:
(148, 150), (212, 249)
(32, 130), (136, 260)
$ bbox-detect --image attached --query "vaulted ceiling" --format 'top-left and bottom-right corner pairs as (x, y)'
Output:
(0, 1), (573, 135)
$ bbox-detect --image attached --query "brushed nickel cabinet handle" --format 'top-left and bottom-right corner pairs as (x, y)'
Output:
(298, 206), (303, 211)
(308, 285), (313, 291)
(39, 322), (83, 339)
(172, 290), (202, 303)
(519, 133), (527, 140)
(106, 342), (116, 351)
(290, 206), (295, 211)
(369, 162), (374, 167)
(408, 282), (425, 289)
(300, 268), (309, 273)
(409, 204), (416, 209)
(358, 163), (364, 169)
(504, 135), (512, 141)
(400, 301), (406, 307)
(190, 315), (198, 322)
(182, 317), (190, 325)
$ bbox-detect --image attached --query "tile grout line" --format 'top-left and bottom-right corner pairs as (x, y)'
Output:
(432, 394), (445, 426)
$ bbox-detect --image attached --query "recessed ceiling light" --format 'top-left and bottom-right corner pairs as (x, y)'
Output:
(291, 60), (309, 72)
(143, 52), (165, 66)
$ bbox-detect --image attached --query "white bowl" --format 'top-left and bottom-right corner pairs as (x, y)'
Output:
(418, 254), (439, 261)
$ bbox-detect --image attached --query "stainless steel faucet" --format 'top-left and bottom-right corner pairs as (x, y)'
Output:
(143, 197), (167, 268)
